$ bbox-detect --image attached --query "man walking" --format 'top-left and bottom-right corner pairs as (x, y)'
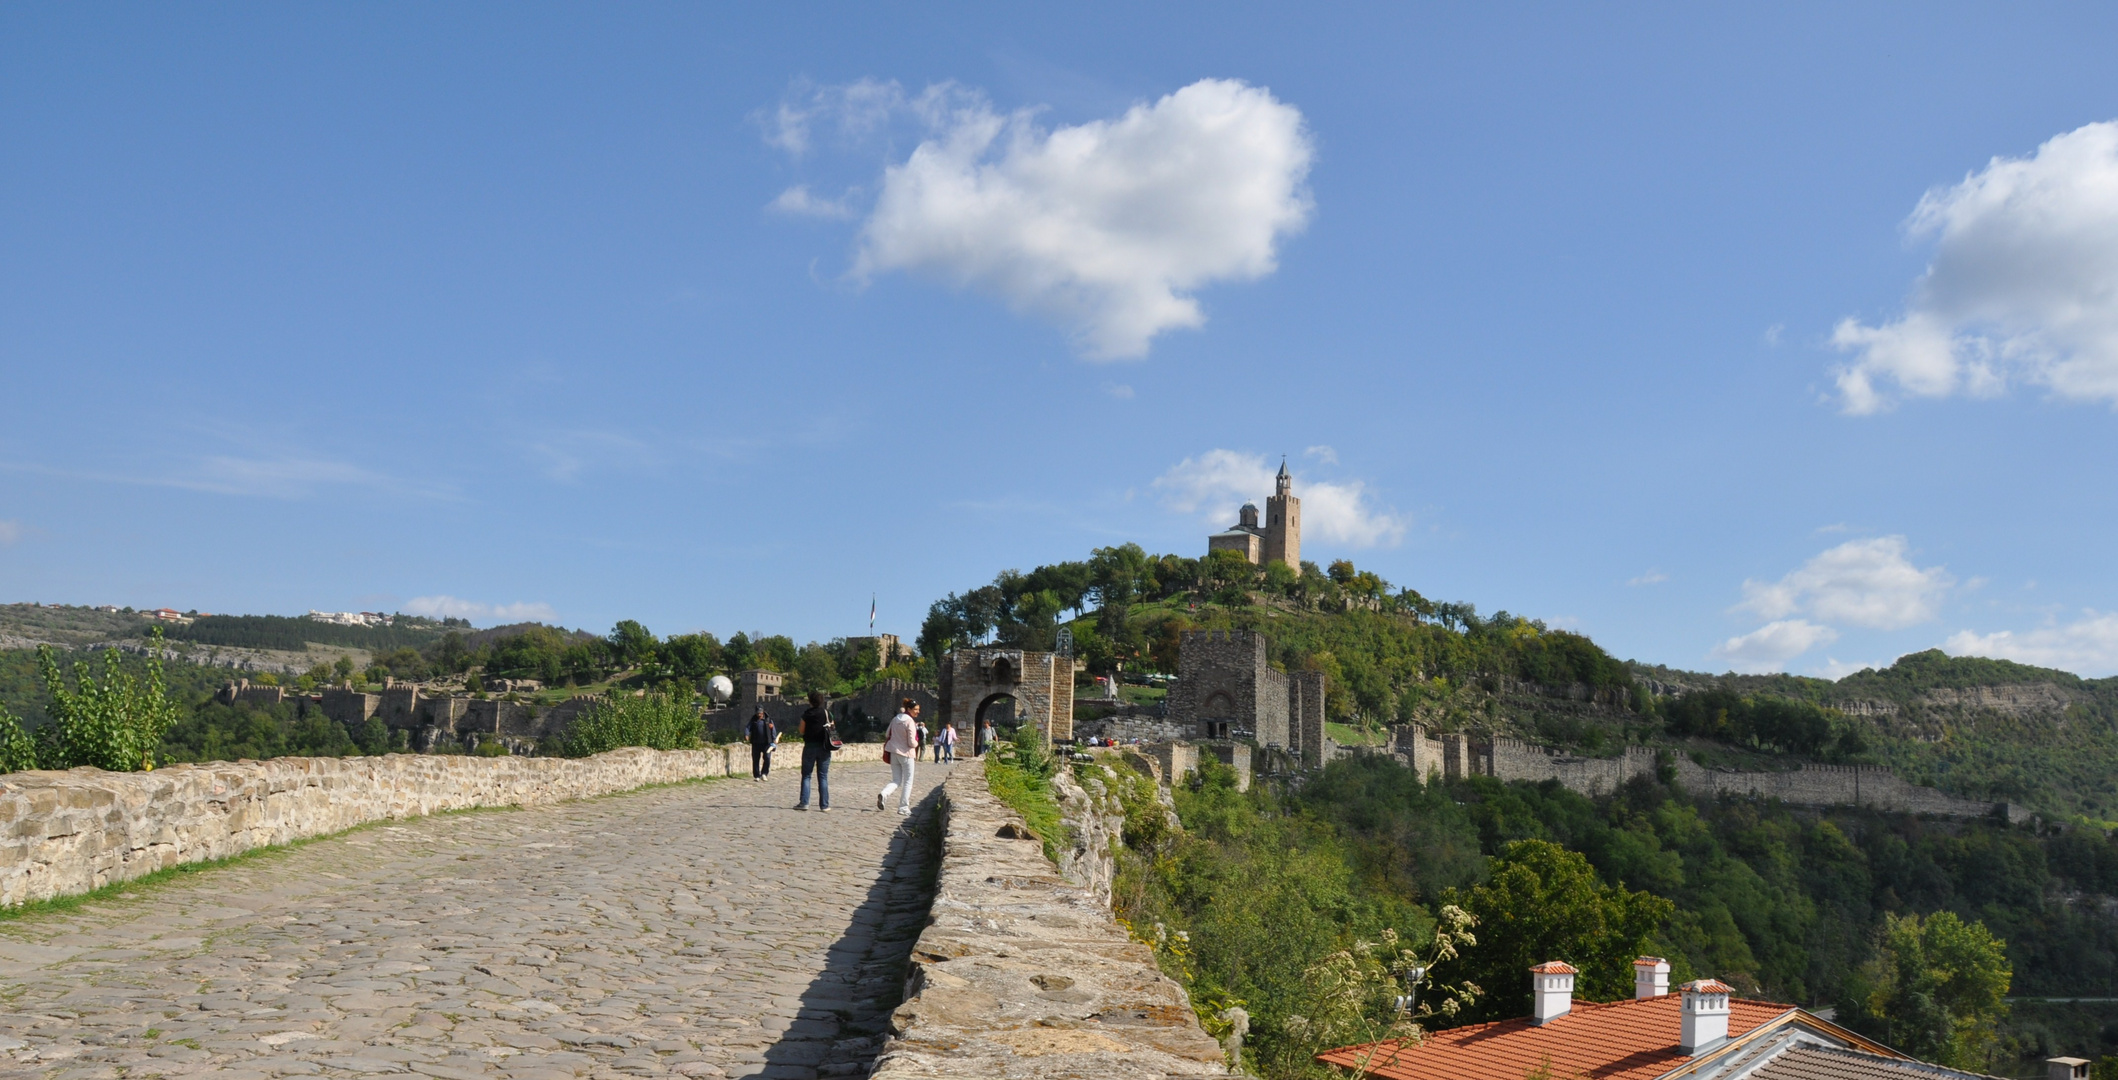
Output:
(878, 698), (920, 816)
(746, 705), (776, 781)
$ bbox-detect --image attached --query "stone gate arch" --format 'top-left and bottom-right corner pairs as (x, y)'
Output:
(939, 647), (1076, 752)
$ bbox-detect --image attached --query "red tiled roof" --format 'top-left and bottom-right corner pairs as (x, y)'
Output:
(1317, 995), (1794, 1080)
(1634, 957), (1669, 967)
(1530, 961), (1579, 974)
(1681, 979), (1734, 994)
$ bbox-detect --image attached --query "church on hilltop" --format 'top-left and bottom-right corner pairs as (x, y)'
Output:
(1207, 459), (1301, 571)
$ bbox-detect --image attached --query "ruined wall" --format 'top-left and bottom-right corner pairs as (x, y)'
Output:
(1071, 710), (1198, 743)
(1290, 670), (1327, 768)
(1381, 723), (2020, 821)
(871, 757), (1233, 1080)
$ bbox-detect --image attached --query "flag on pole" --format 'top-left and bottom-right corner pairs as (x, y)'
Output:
(869, 594), (876, 631)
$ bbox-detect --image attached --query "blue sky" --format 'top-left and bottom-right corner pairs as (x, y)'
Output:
(6, 4), (2118, 677)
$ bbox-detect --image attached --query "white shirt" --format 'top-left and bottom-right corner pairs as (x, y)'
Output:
(885, 712), (921, 755)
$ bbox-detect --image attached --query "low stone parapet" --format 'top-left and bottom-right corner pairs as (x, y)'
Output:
(0, 741), (899, 908)
(871, 756), (1232, 1080)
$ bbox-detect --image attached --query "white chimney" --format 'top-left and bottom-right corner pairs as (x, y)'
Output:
(1634, 956), (1671, 999)
(1679, 979), (1732, 1054)
(2048, 1059), (2090, 1080)
(1529, 961), (1577, 1025)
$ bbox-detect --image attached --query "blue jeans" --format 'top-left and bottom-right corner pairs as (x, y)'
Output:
(800, 746), (831, 808)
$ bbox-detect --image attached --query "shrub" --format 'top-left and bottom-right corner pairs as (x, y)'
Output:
(550, 691), (701, 757)
(35, 631), (180, 772)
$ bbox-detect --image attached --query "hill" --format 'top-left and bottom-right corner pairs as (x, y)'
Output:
(927, 546), (2118, 822)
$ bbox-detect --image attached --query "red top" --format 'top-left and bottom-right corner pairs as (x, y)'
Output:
(1317, 995), (1794, 1080)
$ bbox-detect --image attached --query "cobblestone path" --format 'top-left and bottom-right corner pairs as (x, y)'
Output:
(0, 760), (949, 1080)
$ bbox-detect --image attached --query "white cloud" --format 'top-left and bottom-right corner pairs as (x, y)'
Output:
(1945, 610), (2118, 675)
(404, 596), (558, 626)
(0, 519), (19, 545)
(1627, 570), (1668, 587)
(1834, 119), (2118, 413)
(1738, 536), (1953, 630)
(1304, 445), (1339, 465)
(1153, 449), (1404, 549)
(1814, 657), (1883, 680)
(1710, 619), (1840, 673)
(758, 77), (908, 157)
(768, 185), (857, 220)
(842, 78), (1313, 359)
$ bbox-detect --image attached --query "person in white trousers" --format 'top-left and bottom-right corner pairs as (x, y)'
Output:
(879, 700), (921, 816)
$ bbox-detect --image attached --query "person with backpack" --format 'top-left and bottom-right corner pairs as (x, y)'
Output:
(746, 705), (777, 781)
(796, 691), (838, 811)
(878, 698), (920, 816)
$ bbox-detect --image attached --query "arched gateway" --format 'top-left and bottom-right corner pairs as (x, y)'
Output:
(938, 648), (1077, 753)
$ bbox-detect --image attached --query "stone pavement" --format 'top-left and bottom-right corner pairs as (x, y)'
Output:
(0, 759), (950, 1080)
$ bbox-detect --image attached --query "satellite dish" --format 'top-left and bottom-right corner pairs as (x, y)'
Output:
(707, 675), (735, 704)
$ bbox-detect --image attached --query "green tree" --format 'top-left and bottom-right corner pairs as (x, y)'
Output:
(1446, 839), (1674, 1022)
(35, 630), (181, 772)
(1848, 912), (2011, 1069)
(607, 620), (658, 670)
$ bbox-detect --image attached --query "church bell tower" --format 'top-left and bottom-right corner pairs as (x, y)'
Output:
(1263, 458), (1300, 571)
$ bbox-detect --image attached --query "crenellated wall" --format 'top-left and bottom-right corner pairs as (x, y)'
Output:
(1381, 724), (2024, 822)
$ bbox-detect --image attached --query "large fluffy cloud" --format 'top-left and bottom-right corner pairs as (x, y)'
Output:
(404, 595), (558, 626)
(1738, 536), (1953, 630)
(1711, 620), (1841, 673)
(794, 78), (1312, 359)
(1834, 120), (2118, 413)
(1153, 449), (1404, 549)
(1945, 611), (2118, 676)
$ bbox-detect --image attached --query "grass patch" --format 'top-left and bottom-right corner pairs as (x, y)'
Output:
(985, 729), (1072, 865)
(1326, 721), (1387, 746)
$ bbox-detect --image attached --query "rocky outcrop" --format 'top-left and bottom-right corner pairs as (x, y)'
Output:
(871, 757), (1232, 1080)
(1913, 682), (2076, 716)
(0, 742), (888, 908)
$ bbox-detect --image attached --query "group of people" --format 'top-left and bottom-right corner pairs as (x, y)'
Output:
(741, 694), (964, 816)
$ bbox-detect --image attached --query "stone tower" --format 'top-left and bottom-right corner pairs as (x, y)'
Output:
(1263, 458), (1300, 571)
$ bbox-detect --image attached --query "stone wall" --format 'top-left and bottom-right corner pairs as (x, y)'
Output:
(1169, 630), (1289, 746)
(1380, 723), (2023, 821)
(1071, 708), (1198, 743)
(0, 742), (892, 908)
(938, 649), (1075, 747)
(870, 757), (1233, 1079)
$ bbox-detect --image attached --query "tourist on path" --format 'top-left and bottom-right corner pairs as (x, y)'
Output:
(746, 706), (777, 781)
(938, 722), (957, 763)
(879, 699), (920, 816)
(979, 717), (996, 757)
(796, 691), (836, 811)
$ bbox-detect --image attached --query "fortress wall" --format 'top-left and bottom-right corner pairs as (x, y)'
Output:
(871, 757), (1233, 1079)
(0, 742), (883, 909)
(1387, 723), (2015, 821)
(1073, 712), (1197, 743)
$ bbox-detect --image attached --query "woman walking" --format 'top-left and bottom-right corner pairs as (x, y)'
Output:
(796, 691), (836, 811)
(938, 721), (957, 763)
(878, 699), (920, 816)
(746, 705), (777, 781)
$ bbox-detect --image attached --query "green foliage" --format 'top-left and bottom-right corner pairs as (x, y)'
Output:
(1443, 839), (1673, 1022)
(1658, 687), (1866, 758)
(160, 701), (359, 763)
(986, 745), (1070, 865)
(35, 632), (180, 772)
(1845, 911), (2012, 1069)
(1111, 757), (1436, 1079)
(549, 691), (701, 757)
(0, 704), (38, 772)
(165, 613), (447, 653)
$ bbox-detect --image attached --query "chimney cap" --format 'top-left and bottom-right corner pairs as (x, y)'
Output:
(1529, 961), (1578, 975)
(1633, 956), (1670, 968)
(1680, 979), (1733, 994)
